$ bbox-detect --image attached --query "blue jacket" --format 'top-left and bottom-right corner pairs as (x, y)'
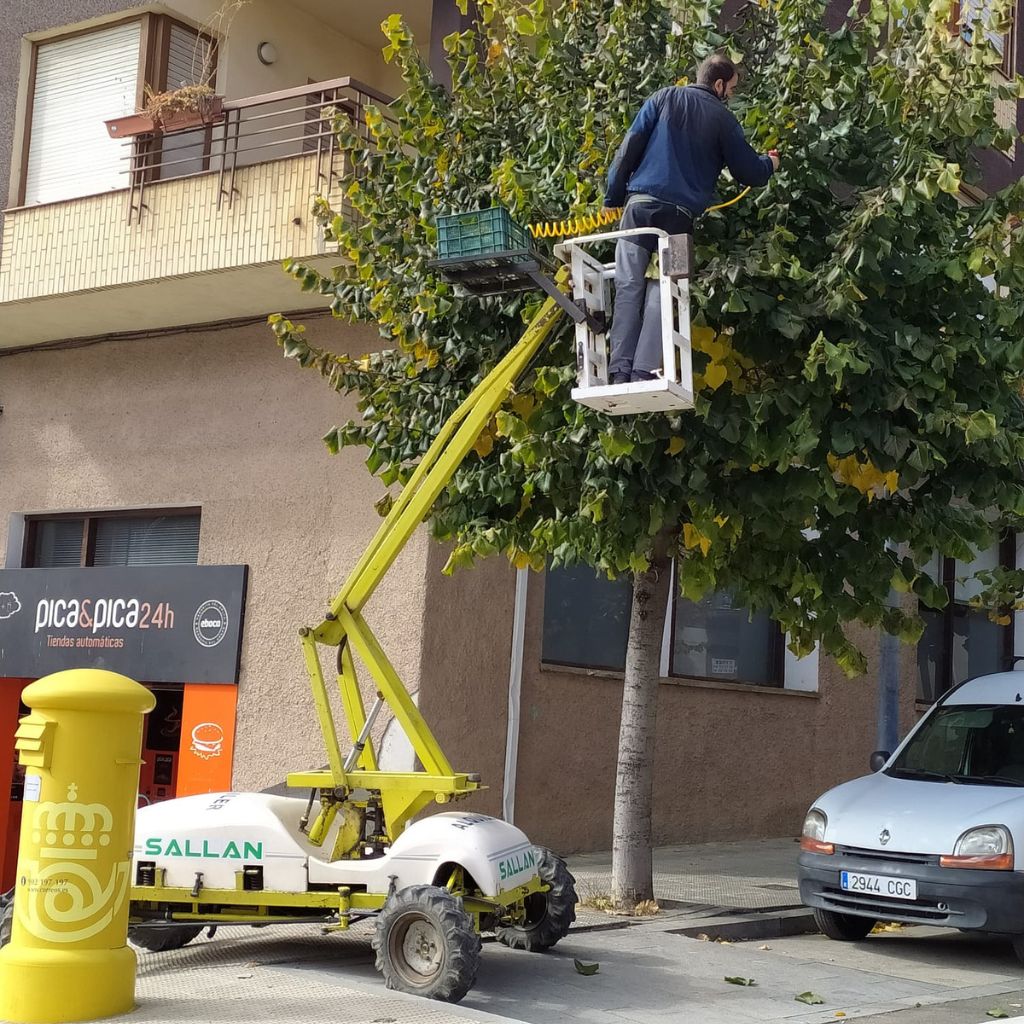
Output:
(605, 85), (774, 214)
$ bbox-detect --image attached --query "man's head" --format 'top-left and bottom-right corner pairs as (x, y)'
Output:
(696, 54), (739, 102)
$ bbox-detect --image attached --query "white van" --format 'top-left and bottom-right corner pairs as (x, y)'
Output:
(798, 670), (1024, 959)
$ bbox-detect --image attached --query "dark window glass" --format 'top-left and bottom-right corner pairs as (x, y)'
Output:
(31, 519), (85, 567)
(671, 591), (780, 686)
(542, 565), (631, 671)
(542, 564), (783, 685)
(93, 516), (200, 566)
(890, 705), (1024, 786)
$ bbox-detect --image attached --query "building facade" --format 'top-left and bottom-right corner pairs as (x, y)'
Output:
(0, 0), (1021, 892)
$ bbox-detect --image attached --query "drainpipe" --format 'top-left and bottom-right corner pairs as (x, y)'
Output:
(877, 543), (901, 753)
(502, 568), (528, 824)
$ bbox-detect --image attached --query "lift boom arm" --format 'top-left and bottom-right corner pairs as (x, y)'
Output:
(286, 268), (570, 841)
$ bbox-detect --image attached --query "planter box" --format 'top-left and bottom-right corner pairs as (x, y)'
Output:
(103, 96), (225, 139)
(105, 113), (157, 139)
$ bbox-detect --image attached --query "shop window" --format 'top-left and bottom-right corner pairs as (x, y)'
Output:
(917, 538), (1016, 704)
(26, 511), (200, 568)
(541, 563), (785, 686)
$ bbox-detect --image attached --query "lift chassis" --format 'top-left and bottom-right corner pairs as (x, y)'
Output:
(125, 272), (579, 1003)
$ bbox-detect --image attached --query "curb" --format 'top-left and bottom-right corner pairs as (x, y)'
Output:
(669, 907), (817, 942)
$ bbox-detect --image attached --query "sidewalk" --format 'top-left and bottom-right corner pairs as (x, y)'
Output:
(569, 835), (804, 913)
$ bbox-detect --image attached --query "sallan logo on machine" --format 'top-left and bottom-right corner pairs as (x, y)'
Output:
(497, 847), (537, 881)
(143, 837), (263, 860)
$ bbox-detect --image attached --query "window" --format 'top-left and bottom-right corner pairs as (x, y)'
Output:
(541, 563), (785, 687)
(955, 0), (1015, 76)
(19, 15), (216, 205)
(916, 539), (1015, 704)
(26, 511), (200, 568)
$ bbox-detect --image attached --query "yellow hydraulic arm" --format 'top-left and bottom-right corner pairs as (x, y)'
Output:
(287, 268), (570, 842)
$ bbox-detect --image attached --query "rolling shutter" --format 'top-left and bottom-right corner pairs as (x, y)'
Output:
(24, 21), (142, 205)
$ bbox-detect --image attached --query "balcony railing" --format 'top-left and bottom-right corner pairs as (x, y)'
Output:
(117, 77), (392, 224)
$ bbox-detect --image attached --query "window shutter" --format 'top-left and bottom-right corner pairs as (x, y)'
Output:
(93, 516), (200, 566)
(32, 520), (84, 567)
(166, 22), (210, 90)
(24, 21), (142, 205)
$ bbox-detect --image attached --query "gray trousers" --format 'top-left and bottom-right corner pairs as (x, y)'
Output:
(607, 241), (663, 379)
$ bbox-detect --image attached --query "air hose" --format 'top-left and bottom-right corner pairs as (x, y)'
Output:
(527, 187), (752, 239)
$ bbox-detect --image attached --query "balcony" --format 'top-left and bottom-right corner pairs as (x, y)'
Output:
(0, 77), (387, 349)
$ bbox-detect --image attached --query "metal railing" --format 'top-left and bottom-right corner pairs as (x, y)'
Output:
(119, 77), (392, 224)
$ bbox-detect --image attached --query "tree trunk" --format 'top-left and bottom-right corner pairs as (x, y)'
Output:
(611, 536), (672, 909)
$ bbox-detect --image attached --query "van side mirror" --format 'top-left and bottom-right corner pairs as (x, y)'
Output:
(869, 750), (890, 772)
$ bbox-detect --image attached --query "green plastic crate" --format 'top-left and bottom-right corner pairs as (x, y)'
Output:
(436, 206), (533, 261)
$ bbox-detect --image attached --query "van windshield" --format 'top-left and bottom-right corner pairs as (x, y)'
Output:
(888, 705), (1024, 786)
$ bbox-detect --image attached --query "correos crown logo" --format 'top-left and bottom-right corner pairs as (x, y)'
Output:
(193, 599), (228, 648)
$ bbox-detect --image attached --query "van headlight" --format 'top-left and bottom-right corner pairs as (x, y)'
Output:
(940, 826), (1013, 870)
(800, 808), (833, 855)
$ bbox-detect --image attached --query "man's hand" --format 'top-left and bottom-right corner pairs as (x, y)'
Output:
(769, 149), (781, 172)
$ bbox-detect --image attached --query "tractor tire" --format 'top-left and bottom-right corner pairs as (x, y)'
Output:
(0, 899), (12, 948)
(373, 885), (481, 1002)
(496, 847), (577, 952)
(813, 907), (875, 941)
(128, 924), (203, 952)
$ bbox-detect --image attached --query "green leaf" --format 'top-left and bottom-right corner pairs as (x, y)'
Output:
(794, 992), (825, 1005)
(600, 430), (635, 460)
(725, 977), (757, 986)
(986, 1010), (1009, 1019)
(574, 959), (600, 976)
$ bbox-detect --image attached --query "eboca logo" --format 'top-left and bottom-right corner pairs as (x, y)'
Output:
(0, 591), (21, 620)
(190, 722), (224, 760)
(193, 599), (228, 648)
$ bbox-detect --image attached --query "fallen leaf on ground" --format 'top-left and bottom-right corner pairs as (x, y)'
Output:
(835, 1013), (846, 1018)
(795, 992), (825, 1005)
(695, 933), (710, 942)
(574, 959), (600, 976)
(724, 976), (757, 986)
(634, 899), (660, 916)
(236, 973), (253, 980)
(871, 921), (906, 933)
(758, 944), (772, 950)
(986, 1010), (1009, 1019)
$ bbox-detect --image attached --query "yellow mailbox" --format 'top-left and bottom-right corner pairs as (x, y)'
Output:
(0, 669), (155, 1024)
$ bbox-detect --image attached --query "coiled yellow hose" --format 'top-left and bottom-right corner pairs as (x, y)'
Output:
(527, 187), (752, 239)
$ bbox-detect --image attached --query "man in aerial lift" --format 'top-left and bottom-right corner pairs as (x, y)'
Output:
(604, 54), (780, 385)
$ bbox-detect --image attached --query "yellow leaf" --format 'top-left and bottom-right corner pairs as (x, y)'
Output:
(517, 492), (533, 519)
(512, 550), (531, 570)
(714, 515), (729, 527)
(487, 39), (503, 63)
(473, 432), (494, 458)
(666, 437), (685, 455)
(357, 355), (371, 371)
(691, 325), (716, 351)
(704, 362), (728, 390)
(995, 614), (1012, 626)
(511, 393), (536, 419)
(425, 348), (440, 369)
(683, 524), (711, 556)
(884, 470), (899, 493)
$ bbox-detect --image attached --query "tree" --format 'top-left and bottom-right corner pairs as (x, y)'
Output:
(272, 0), (1024, 907)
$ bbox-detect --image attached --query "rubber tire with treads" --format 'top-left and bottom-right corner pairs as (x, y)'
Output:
(128, 924), (203, 952)
(373, 885), (481, 1002)
(813, 907), (875, 941)
(496, 847), (577, 952)
(1009, 935), (1024, 965)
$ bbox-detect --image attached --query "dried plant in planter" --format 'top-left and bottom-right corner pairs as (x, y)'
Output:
(142, 83), (221, 130)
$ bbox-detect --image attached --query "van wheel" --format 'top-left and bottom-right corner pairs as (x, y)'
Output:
(1010, 935), (1024, 964)
(373, 885), (481, 1002)
(128, 924), (203, 952)
(813, 908), (875, 940)
(496, 848), (577, 952)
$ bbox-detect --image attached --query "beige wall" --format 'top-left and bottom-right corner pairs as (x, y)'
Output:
(1, 152), (340, 303)
(0, 317), (429, 791)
